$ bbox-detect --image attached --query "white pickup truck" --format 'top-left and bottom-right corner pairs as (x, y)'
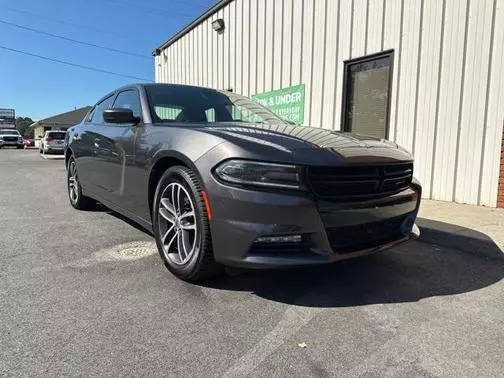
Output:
(0, 129), (23, 149)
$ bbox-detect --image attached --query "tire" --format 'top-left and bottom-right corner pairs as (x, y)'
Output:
(67, 156), (96, 210)
(153, 166), (222, 281)
(17, 146), (23, 149)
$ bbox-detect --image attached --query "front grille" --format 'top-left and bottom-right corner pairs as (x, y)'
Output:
(3, 137), (18, 142)
(307, 163), (413, 199)
(326, 215), (409, 254)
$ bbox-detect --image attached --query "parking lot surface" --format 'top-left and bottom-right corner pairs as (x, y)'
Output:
(1, 149), (503, 377)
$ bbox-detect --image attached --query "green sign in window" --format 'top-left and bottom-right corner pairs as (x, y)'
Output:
(252, 84), (305, 125)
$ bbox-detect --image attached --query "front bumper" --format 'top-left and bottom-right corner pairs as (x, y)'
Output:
(208, 178), (421, 268)
(0, 140), (23, 147)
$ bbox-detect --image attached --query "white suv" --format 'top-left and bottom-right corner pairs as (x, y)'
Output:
(0, 129), (24, 149)
(40, 130), (66, 154)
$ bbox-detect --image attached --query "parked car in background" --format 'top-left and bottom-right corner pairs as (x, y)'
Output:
(39, 130), (66, 154)
(65, 83), (421, 282)
(23, 136), (35, 148)
(0, 129), (24, 149)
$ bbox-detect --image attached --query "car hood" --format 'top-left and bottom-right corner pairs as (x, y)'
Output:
(198, 123), (412, 165)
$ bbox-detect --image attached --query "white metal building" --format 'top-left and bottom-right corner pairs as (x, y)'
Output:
(154, 0), (504, 208)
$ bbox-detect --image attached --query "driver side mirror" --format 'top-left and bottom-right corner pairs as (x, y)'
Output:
(103, 108), (139, 124)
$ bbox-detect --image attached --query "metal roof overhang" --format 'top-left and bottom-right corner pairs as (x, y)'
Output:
(152, 0), (232, 56)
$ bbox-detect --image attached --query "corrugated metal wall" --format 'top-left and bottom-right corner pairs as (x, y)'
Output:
(155, 0), (504, 207)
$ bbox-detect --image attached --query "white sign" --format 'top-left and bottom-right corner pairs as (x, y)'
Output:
(0, 108), (15, 128)
(0, 108), (15, 119)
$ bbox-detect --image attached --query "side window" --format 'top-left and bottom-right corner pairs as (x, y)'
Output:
(91, 95), (115, 124)
(112, 90), (141, 118)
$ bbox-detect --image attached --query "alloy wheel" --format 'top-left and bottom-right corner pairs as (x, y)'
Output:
(68, 161), (79, 204)
(158, 182), (198, 265)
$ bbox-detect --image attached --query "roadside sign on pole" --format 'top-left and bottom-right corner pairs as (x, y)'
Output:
(0, 108), (15, 128)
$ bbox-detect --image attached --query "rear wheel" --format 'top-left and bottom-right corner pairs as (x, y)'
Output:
(153, 166), (222, 281)
(67, 156), (95, 210)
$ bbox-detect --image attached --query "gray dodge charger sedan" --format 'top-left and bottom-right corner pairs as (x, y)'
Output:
(65, 84), (421, 281)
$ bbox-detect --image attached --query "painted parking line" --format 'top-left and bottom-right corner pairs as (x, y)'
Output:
(41, 154), (65, 160)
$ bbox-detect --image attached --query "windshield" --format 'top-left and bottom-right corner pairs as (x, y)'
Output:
(0, 130), (20, 136)
(47, 132), (66, 140)
(146, 85), (286, 125)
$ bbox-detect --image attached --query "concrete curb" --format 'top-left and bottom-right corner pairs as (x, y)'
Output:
(417, 218), (504, 260)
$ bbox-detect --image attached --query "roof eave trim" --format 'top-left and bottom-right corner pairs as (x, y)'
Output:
(152, 0), (233, 56)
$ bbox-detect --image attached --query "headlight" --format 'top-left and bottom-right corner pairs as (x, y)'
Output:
(214, 160), (304, 189)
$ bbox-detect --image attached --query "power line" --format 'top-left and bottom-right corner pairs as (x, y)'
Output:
(0, 19), (150, 59)
(2, 6), (136, 42)
(1, 18), (148, 59)
(0, 45), (153, 82)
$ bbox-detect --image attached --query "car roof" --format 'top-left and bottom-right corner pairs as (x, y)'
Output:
(114, 83), (221, 93)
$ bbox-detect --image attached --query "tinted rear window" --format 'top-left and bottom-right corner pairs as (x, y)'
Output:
(48, 132), (66, 140)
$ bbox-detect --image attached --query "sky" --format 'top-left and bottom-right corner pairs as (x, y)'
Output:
(0, 0), (216, 120)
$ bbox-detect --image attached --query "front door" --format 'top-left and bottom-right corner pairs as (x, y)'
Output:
(78, 94), (115, 192)
(93, 89), (143, 211)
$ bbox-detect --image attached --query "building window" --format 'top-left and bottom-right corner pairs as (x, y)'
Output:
(342, 50), (393, 139)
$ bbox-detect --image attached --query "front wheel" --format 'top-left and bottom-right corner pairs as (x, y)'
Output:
(67, 156), (95, 210)
(153, 166), (222, 281)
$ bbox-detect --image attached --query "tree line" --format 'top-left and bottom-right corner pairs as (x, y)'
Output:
(15, 117), (35, 137)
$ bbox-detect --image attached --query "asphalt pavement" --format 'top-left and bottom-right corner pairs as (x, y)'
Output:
(1, 149), (503, 377)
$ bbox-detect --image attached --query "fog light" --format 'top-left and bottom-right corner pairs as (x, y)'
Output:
(255, 235), (302, 243)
